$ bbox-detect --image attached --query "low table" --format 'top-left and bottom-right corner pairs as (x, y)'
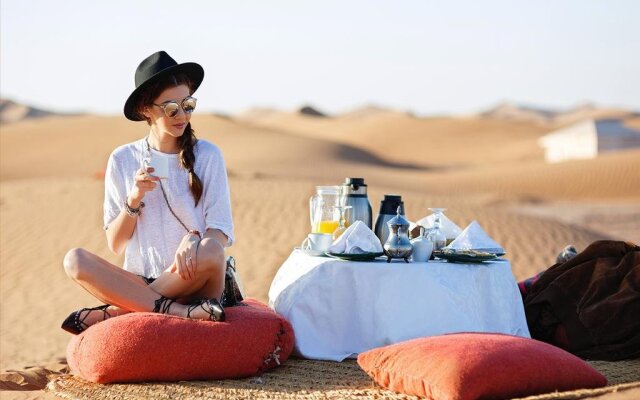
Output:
(269, 249), (530, 361)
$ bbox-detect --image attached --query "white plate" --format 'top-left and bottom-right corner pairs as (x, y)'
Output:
(325, 252), (385, 261)
(294, 247), (329, 257)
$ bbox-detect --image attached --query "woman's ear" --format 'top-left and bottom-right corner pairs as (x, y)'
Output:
(141, 107), (152, 119)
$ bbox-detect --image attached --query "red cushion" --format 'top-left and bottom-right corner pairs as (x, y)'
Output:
(67, 298), (294, 383)
(357, 333), (607, 400)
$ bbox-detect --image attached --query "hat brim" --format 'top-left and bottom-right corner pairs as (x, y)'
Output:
(123, 62), (204, 121)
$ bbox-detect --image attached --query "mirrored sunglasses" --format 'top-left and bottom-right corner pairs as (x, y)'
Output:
(153, 96), (197, 118)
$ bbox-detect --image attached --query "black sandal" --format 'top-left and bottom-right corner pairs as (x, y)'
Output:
(61, 304), (111, 335)
(187, 298), (226, 322)
(153, 296), (175, 314)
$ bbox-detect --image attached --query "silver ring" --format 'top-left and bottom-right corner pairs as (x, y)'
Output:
(187, 256), (192, 263)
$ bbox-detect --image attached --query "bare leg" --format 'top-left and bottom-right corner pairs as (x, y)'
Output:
(149, 238), (227, 301)
(63, 246), (223, 324)
(68, 251), (159, 326)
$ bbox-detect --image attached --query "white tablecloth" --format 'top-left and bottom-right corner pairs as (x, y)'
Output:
(269, 249), (531, 361)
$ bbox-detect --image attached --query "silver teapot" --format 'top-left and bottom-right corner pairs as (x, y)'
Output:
(383, 206), (413, 263)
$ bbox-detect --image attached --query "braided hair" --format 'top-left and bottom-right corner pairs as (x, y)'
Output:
(135, 73), (203, 206)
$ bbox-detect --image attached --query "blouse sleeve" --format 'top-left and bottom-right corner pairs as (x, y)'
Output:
(202, 146), (235, 246)
(103, 152), (127, 230)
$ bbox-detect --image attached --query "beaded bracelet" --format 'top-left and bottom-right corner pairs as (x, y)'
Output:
(124, 200), (145, 217)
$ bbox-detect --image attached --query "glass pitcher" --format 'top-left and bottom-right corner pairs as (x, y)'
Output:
(309, 186), (341, 234)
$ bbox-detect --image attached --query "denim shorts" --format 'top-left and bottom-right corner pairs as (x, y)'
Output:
(139, 275), (156, 285)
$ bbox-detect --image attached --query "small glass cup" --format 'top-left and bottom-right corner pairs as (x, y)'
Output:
(426, 207), (447, 253)
(332, 205), (352, 241)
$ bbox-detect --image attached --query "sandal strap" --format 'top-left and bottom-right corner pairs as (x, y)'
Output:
(185, 301), (202, 319)
(186, 298), (225, 322)
(153, 296), (175, 314)
(76, 304), (112, 331)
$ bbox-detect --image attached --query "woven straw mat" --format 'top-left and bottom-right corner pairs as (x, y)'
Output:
(47, 357), (640, 400)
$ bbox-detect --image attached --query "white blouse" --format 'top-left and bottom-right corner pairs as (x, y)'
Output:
(103, 137), (234, 278)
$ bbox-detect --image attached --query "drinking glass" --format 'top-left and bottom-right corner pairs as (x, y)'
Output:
(332, 205), (352, 240)
(426, 207), (447, 252)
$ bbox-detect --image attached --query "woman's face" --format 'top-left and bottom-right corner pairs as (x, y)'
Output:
(143, 84), (192, 138)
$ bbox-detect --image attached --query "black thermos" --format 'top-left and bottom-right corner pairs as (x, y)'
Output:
(374, 194), (405, 244)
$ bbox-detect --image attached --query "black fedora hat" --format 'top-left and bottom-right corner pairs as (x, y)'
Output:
(124, 51), (204, 121)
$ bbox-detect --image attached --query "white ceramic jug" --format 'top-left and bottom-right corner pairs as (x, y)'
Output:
(410, 227), (434, 262)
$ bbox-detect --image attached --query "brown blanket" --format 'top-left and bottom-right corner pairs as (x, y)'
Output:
(524, 240), (640, 361)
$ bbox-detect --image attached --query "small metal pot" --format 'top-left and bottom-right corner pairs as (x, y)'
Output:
(383, 206), (413, 263)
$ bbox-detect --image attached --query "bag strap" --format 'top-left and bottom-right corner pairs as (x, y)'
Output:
(158, 180), (190, 233)
(145, 137), (191, 234)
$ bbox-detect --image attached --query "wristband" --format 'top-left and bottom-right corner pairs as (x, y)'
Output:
(124, 200), (145, 217)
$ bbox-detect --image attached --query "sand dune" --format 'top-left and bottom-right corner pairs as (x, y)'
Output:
(0, 115), (422, 182)
(238, 111), (548, 168)
(394, 148), (640, 201)
(1, 111), (638, 396)
(479, 102), (558, 125)
(554, 107), (639, 127)
(0, 98), (79, 125)
(339, 104), (409, 120)
(5, 114), (637, 201)
(479, 101), (639, 127)
(0, 99), (54, 124)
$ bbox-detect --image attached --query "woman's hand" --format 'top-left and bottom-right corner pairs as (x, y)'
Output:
(172, 233), (200, 280)
(128, 166), (159, 207)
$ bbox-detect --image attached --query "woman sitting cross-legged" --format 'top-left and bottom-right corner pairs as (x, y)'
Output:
(62, 51), (234, 334)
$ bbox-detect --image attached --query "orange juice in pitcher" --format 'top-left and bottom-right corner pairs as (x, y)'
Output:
(315, 220), (340, 234)
(310, 186), (341, 233)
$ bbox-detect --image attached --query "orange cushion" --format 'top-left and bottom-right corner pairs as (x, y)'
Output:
(67, 298), (294, 383)
(357, 333), (607, 400)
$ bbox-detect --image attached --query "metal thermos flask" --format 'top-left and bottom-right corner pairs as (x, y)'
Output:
(341, 178), (372, 229)
(374, 195), (405, 245)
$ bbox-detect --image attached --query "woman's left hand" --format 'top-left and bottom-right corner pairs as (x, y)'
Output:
(172, 233), (200, 280)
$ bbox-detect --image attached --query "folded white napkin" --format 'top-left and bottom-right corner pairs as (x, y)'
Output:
(445, 220), (505, 254)
(410, 213), (462, 240)
(327, 221), (383, 254)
